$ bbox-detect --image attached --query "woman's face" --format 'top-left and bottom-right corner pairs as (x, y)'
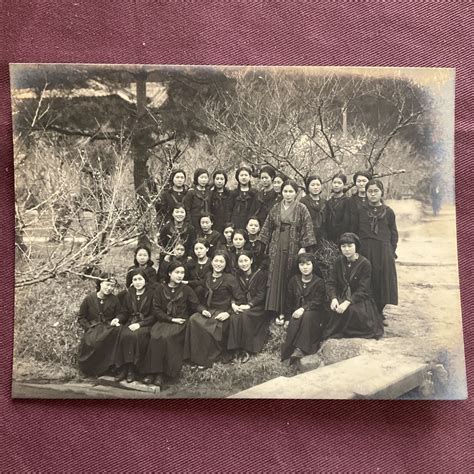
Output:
(282, 184), (297, 203)
(367, 184), (383, 204)
(194, 243), (208, 259)
(238, 170), (250, 185)
(99, 280), (115, 295)
(308, 179), (322, 196)
(136, 249), (150, 266)
(246, 219), (260, 236)
(223, 227), (234, 243)
(260, 172), (273, 188)
(174, 244), (185, 258)
(341, 243), (357, 259)
(212, 255), (227, 273)
(214, 174), (226, 189)
(172, 207), (186, 222)
(355, 175), (369, 194)
(233, 233), (246, 249)
(173, 172), (186, 188)
(299, 260), (313, 277)
(200, 216), (213, 233)
(132, 274), (146, 290)
(170, 266), (185, 284)
(273, 176), (283, 192)
(238, 254), (253, 272)
(197, 173), (209, 187)
(332, 178), (344, 193)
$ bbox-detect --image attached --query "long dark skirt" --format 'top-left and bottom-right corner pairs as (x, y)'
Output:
(360, 239), (398, 308)
(227, 306), (270, 353)
(114, 326), (151, 370)
(78, 324), (122, 376)
(183, 310), (231, 367)
(281, 309), (326, 361)
(141, 318), (197, 378)
(265, 225), (291, 314)
(323, 299), (383, 340)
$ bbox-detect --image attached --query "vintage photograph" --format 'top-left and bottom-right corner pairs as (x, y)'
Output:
(11, 64), (466, 399)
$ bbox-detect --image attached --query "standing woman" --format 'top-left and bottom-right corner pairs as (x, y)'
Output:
(228, 228), (248, 274)
(273, 173), (284, 201)
(158, 204), (196, 258)
(78, 273), (124, 377)
(155, 169), (188, 222)
(349, 170), (371, 232)
(125, 246), (158, 290)
(353, 179), (398, 317)
(258, 179), (317, 326)
(325, 173), (351, 244)
(281, 253), (327, 364)
(324, 233), (383, 339)
(210, 170), (233, 233)
(227, 251), (270, 362)
(141, 262), (204, 387)
(183, 168), (212, 230)
(255, 166), (279, 226)
(184, 250), (246, 368)
(231, 165), (258, 229)
(300, 175), (327, 247)
(115, 269), (156, 383)
(187, 238), (212, 303)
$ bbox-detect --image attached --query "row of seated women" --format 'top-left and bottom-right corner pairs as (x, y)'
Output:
(77, 232), (383, 388)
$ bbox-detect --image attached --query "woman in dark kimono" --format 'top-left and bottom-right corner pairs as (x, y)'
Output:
(155, 169), (188, 222)
(228, 250), (270, 362)
(184, 250), (246, 368)
(141, 262), (204, 387)
(300, 175), (327, 247)
(281, 253), (327, 363)
(158, 204), (196, 258)
(324, 233), (383, 339)
(186, 238), (212, 303)
(255, 166), (279, 226)
(325, 173), (351, 244)
(353, 180), (398, 318)
(231, 165), (258, 229)
(78, 273), (124, 377)
(114, 268), (156, 383)
(124, 245), (158, 289)
(210, 170), (234, 233)
(348, 170), (371, 232)
(183, 168), (212, 230)
(258, 180), (317, 326)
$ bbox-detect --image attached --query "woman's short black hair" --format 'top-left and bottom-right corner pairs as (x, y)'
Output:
(259, 165), (276, 180)
(235, 165), (253, 185)
(296, 252), (323, 278)
(305, 175), (323, 193)
(232, 228), (249, 242)
(169, 169), (186, 186)
(193, 168), (209, 186)
(365, 179), (384, 196)
(281, 179), (299, 194)
(352, 170), (372, 185)
(166, 261), (186, 283)
(96, 272), (117, 291)
(212, 249), (231, 272)
(194, 237), (211, 249)
(133, 245), (153, 267)
(212, 169), (228, 186)
(339, 232), (361, 252)
(332, 173), (347, 185)
(128, 267), (150, 285)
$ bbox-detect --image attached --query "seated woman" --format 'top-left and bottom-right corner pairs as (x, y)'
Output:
(141, 262), (204, 387)
(227, 250), (270, 363)
(77, 273), (124, 377)
(281, 253), (327, 364)
(184, 250), (246, 368)
(323, 232), (384, 340)
(114, 268), (156, 383)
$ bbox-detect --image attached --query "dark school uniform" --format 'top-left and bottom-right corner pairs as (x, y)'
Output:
(125, 263), (158, 289)
(228, 268), (270, 354)
(155, 187), (188, 222)
(324, 195), (351, 244)
(244, 238), (268, 270)
(184, 272), (246, 367)
(210, 188), (234, 233)
(141, 283), (204, 379)
(348, 193), (369, 233)
(186, 257), (213, 304)
(158, 221), (196, 257)
(183, 188), (212, 230)
(281, 275), (327, 361)
(353, 203), (398, 311)
(255, 188), (279, 227)
(323, 255), (383, 339)
(228, 247), (247, 275)
(300, 195), (327, 246)
(77, 292), (124, 376)
(231, 188), (258, 229)
(157, 256), (191, 284)
(197, 229), (222, 259)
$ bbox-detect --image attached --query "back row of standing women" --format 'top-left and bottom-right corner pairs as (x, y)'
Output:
(77, 165), (398, 387)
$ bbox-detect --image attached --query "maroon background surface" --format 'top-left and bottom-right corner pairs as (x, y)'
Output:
(1, 1), (473, 471)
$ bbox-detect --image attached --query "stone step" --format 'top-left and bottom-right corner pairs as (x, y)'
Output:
(229, 354), (429, 399)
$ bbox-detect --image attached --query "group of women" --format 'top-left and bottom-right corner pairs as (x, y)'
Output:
(77, 165), (399, 388)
